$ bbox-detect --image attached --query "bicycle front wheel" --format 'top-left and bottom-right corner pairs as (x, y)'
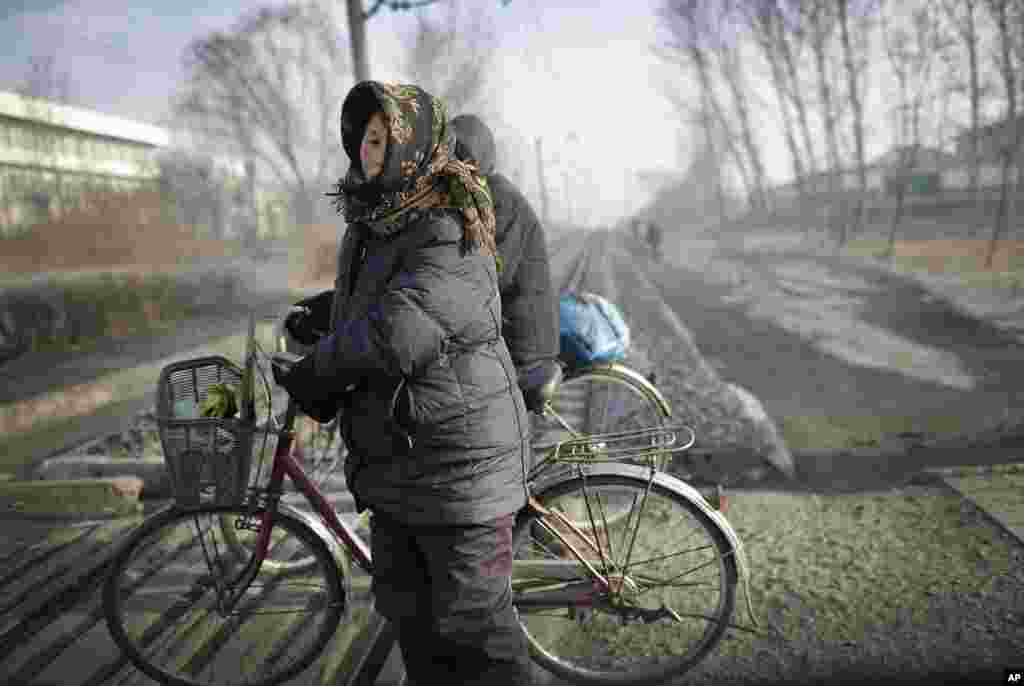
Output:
(220, 415), (348, 574)
(512, 472), (738, 686)
(104, 505), (345, 686)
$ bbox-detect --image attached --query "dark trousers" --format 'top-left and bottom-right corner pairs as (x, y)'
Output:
(370, 511), (532, 686)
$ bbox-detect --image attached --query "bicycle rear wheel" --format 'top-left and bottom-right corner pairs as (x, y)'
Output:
(532, 364), (676, 529)
(532, 363), (672, 471)
(104, 505), (345, 686)
(512, 471), (737, 686)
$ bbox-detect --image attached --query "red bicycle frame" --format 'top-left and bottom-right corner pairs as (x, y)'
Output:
(250, 399), (373, 573)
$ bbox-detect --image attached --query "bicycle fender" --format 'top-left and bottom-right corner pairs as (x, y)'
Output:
(276, 501), (350, 574)
(535, 462), (749, 594)
(566, 363), (674, 418)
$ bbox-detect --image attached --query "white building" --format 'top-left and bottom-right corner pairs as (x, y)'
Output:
(0, 90), (169, 233)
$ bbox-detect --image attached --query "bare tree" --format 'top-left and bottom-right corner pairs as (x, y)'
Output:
(15, 55), (76, 225)
(798, 0), (847, 243)
(940, 0), (985, 210)
(175, 2), (349, 232)
(19, 55), (73, 103)
(880, 2), (946, 259)
(744, 1), (810, 221)
(981, 0), (1023, 269)
(157, 150), (230, 238)
(656, 1), (757, 212)
(402, 0), (499, 117)
(836, 0), (877, 241)
(661, 79), (735, 227)
(344, 0), (510, 82)
(775, 3), (819, 178)
(713, 10), (770, 211)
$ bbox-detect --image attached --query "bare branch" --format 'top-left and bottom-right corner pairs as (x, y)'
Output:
(364, 0), (387, 19)
(175, 2), (350, 228)
(401, 0), (498, 115)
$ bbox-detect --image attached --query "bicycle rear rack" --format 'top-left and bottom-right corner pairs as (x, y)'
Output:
(551, 425), (696, 464)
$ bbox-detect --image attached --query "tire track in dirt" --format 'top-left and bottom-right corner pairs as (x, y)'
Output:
(586, 231), (796, 481)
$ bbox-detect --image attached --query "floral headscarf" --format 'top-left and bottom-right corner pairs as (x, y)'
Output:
(326, 81), (497, 258)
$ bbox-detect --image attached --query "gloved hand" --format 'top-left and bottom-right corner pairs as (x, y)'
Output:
(284, 290), (334, 346)
(516, 358), (562, 414)
(274, 353), (342, 423)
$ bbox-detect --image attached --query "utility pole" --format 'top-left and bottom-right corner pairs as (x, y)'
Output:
(535, 138), (551, 225)
(563, 170), (573, 225)
(345, 0), (370, 82)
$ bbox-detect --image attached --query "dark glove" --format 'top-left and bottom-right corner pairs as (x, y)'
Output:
(284, 290), (334, 346)
(274, 353), (342, 423)
(516, 358), (563, 414)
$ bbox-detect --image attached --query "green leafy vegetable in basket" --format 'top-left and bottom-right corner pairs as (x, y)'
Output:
(200, 383), (239, 419)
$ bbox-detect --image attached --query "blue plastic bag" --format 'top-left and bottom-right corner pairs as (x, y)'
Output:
(558, 291), (631, 367)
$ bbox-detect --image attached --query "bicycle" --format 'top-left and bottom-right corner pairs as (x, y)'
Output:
(219, 315), (679, 574)
(103, 315), (751, 686)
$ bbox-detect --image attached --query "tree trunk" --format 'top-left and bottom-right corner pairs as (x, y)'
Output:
(966, 4), (981, 209)
(689, 38), (755, 207)
(754, 12), (806, 223)
(988, 151), (1013, 270)
(721, 50), (768, 211)
(837, 0), (868, 241)
(346, 0), (370, 82)
(812, 18), (843, 245)
(777, 15), (818, 177)
(703, 96), (730, 228)
(985, 0), (1016, 271)
(885, 170), (909, 260)
(773, 63), (806, 219)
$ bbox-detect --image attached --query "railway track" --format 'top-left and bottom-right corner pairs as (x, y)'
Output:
(0, 231), (603, 686)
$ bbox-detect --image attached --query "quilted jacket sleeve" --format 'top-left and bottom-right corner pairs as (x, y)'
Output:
(311, 219), (472, 385)
(491, 174), (560, 367)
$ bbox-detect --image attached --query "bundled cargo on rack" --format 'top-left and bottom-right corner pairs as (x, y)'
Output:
(558, 290), (631, 368)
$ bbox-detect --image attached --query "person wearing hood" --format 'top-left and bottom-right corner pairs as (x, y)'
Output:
(646, 219), (663, 261)
(277, 81), (533, 686)
(449, 114), (560, 419)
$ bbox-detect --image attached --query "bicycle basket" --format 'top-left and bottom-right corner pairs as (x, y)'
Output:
(156, 356), (255, 508)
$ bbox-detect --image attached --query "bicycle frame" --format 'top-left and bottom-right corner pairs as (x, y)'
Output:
(220, 342), (687, 615)
(253, 398), (374, 573)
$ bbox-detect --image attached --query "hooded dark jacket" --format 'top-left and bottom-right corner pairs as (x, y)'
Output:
(309, 83), (530, 526)
(452, 115), (559, 369)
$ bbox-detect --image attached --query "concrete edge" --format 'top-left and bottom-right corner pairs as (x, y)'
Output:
(0, 475), (144, 520)
(930, 474), (1024, 550)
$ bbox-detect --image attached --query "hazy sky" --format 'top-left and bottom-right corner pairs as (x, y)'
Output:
(0, 0), (799, 226)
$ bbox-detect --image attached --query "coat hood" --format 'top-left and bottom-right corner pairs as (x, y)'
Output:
(451, 114), (497, 176)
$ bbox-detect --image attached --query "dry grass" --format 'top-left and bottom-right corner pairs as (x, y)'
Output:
(0, 189), (235, 275)
(686, 485), (1024, 683)
(846, 238), (1024, 275)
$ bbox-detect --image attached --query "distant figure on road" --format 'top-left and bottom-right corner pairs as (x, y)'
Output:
(630, 218), (643, 243)
(451, 114), (560, 418)
(646, 220), (663, 261)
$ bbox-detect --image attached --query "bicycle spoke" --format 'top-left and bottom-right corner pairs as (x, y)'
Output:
(513, 474), (738, 686)
(105, 508), (344, 686)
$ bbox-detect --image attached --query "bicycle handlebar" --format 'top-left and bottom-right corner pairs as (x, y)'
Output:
(270, 351), (302, 377)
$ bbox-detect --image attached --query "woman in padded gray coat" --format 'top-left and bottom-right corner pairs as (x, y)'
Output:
(277, 81), (533, 685)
